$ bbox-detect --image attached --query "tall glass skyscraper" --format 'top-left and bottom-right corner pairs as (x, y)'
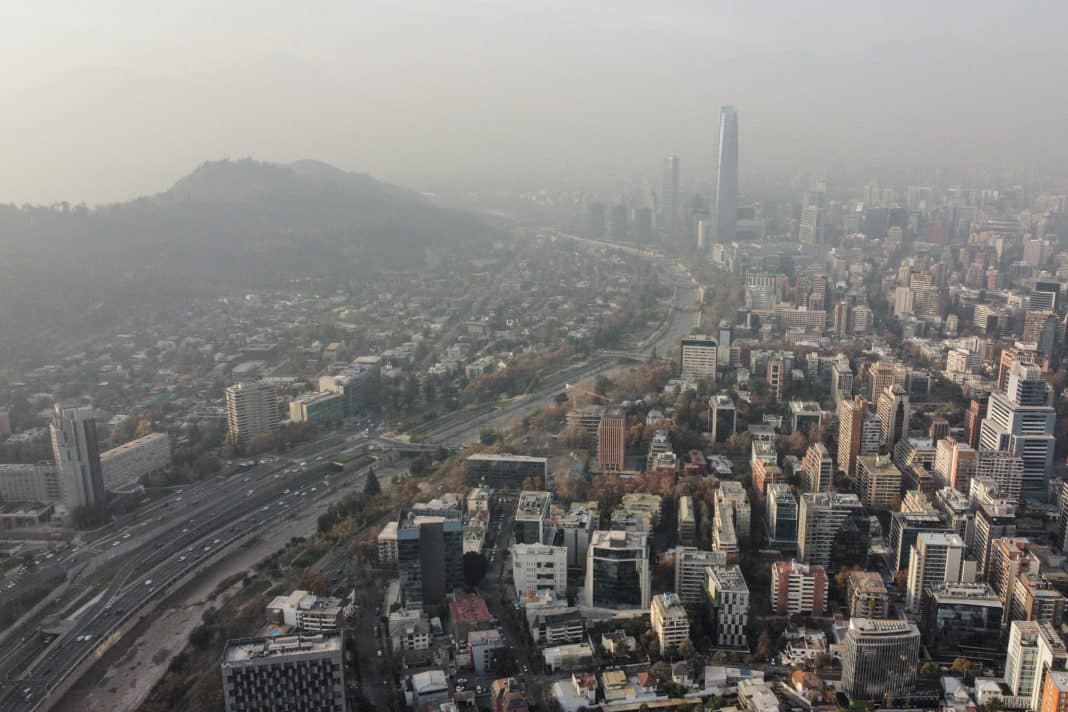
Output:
(661, 155), (679, 237)
(714, 106), (738, 244)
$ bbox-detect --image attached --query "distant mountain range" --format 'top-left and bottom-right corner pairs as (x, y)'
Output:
(0, 159), (501, 362)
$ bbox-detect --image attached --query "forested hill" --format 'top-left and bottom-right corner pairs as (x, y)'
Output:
(0, 159), (501, 360)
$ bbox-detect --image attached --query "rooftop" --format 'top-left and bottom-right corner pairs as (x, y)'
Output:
(927, 582), (1001, 604)
(591, 529), (647, 550)
(707, 564), (748, 592)
(803, 492), (862, 508)
(466, 453), (548, 464)
(450, 594), (491, 624)
(849, 618), (918, 635)
(516, 491), (551, 520)
(223, 632), (341, 664)
(99, 431), (168, 456)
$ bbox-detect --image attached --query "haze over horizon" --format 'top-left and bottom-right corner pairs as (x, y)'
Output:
(4, 1), (1068, 204)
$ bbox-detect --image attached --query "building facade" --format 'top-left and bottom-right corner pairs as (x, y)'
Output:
(840, 619), (920, 701)
(225, 382), (280, 447)
(220, 632), (346, 712)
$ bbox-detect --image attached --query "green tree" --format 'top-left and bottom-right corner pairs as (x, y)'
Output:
(919, 661), (941, 679)
(463, 552), (489, 587)
(363, 468), (381, 496)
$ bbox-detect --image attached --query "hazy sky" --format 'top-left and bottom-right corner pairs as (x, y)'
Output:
(3, 1), (1068, 204)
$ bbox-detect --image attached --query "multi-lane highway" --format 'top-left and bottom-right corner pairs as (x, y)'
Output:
(0, 436), (377, 712)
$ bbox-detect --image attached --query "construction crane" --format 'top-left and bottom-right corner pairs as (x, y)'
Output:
(564, 382), (616, 409)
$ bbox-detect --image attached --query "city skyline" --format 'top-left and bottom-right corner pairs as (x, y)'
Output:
(5, 3), (1068, 203)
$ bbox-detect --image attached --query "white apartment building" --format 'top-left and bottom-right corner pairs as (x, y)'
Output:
(905, 531), (972, 612)
(650, 592), (690, 651)
(225, 381), (280, 447)
(680, 335), (719, 381)
(100, 432), (171, 489)
(673, 547), (727, 609)
(1005, 620), (1068, 712)
(705, 564), (750, 648)
(377, 521), (399, 562)
(512, 543), (567, 599)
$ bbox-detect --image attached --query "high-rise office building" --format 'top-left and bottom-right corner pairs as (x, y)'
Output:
(50, 403), (106, 511)
(848, 571), (889, 619)
(680, 335), (718, 381)
(1006, 620), (1068, 712)
(1013, 572), (1067, 628)
(1058, 482), (1068, 551)
(933, 436), (977, 494)
(799, 205), (821, 245)
(713, 106), (739, 245)
(831, 357), (854, 404)
(876, 384), (910, 449)
(511, 543), (567, 600)
(716, 481), (751, 542)
(920, 582), (1003, 662)
(597, 408), (626, 473)
(717, 320), (733, 366)
(396, 510), (464, 608)
(650, 592), (689, 651)
(972, 490), (1018, 577)
(838, 396), (875, 478)
(869, 360), (904, 401)
(1041, 670), (1068, 712)
(974, 450), (1025, 506)
(904, 531), (971, 612)
(988, 537), (1039, 625)
(677, 495), (697, 547)
(979, 362), (1055, 498)
(964, 398), (987, 450)
(801, 443), (833, 493)
(221, 631), (347, 712)
(840, 618), (920, 701)
(465, 454), (548, 489)
(855, 454), (902, 510)
(705, 564), (749, 648)
(661, 155), (679, 238)
(673, 547), (727, 610)
(765, 482), (798, 549)
(887, 509), (951, 573)
(584, 530), (650, 610)
(770, 560), (827, 617)
(709, 394), (737, 444)
(514, 490), (551, 545)
(797, 492), (866, 571)
(766, 357), (785, 403)
(225, 381), (280, 447)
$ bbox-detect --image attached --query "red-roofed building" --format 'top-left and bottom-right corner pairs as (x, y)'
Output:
(450, 593), (492, 642)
